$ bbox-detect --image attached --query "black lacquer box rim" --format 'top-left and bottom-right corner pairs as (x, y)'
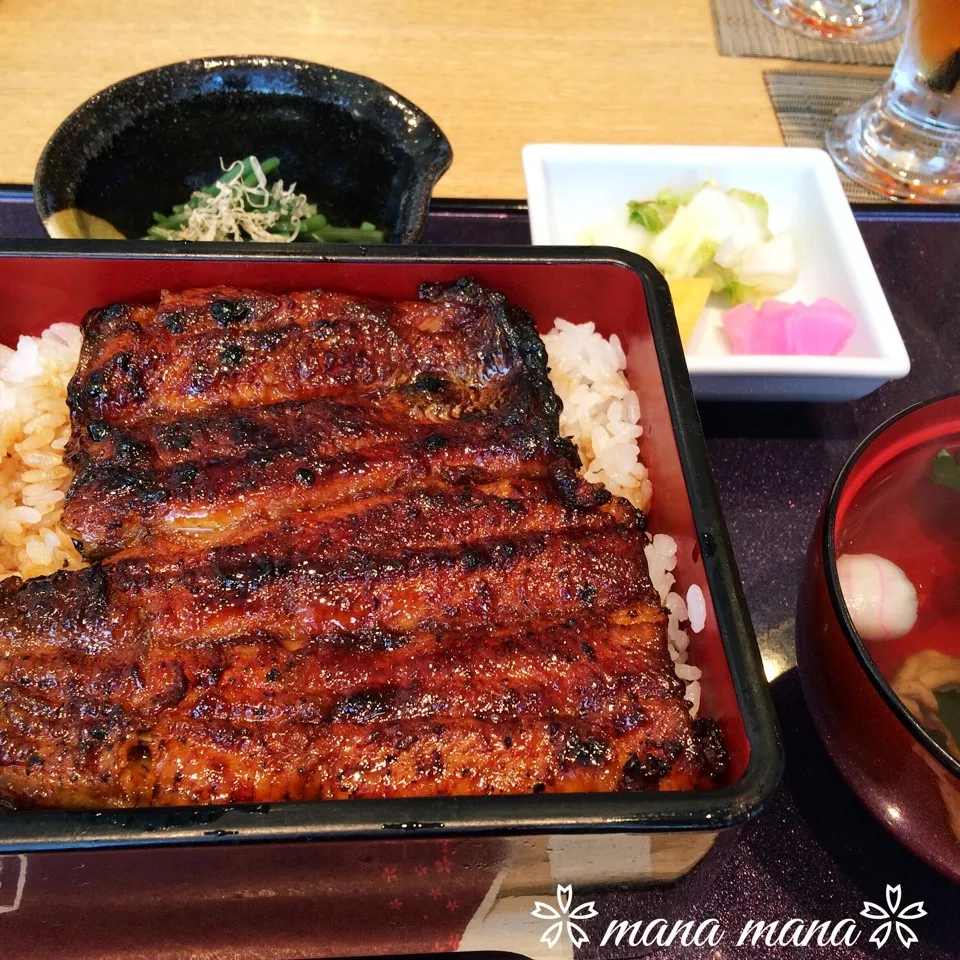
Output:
(0, 241), (783, 852)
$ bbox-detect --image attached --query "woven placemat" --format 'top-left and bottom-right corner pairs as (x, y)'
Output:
(764, 69), (893, 202)
(711, 0), (900, 65)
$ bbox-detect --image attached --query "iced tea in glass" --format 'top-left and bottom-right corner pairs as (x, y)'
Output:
(753, 0), (906, 43)
(827, 0), (960, 201)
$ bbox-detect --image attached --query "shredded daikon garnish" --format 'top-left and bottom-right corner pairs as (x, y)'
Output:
(149, 157), (314, 243)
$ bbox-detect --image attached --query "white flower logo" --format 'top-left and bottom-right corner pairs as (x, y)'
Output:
(531, 884), (598, 948)
(861, 884), (927, 950)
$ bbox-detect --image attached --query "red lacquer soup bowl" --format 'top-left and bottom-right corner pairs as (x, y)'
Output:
(797, 393), (960, 883)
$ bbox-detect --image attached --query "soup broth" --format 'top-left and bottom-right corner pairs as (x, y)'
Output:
(837, 433), (960, 761)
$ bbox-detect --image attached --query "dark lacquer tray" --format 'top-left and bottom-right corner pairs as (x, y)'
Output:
(0, 189), (956, 960)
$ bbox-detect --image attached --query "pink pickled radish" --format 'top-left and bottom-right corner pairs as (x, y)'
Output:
(836, 553), (918, 642)
(722, 298), (857, 355)
(723, 301), (789, 353)
(790, 299), (858, 354)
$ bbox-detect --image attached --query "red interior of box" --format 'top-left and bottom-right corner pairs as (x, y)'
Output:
(0, 254), (750, 785)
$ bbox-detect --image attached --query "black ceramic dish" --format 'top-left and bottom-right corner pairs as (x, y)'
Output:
(34, 56), (452, 243)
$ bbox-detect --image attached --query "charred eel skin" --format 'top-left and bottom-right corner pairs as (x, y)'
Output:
(0, 279), (726, 808)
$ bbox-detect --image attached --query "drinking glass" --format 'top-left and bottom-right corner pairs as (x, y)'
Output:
(826, 0), (960, 201)
(753, 0), (906, 43)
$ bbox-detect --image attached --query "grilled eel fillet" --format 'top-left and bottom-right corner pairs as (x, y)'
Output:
(62, 279), (575, 557)
(0, 279), (727, 808)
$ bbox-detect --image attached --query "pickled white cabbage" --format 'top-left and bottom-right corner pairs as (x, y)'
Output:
(583, 183), (797, 304)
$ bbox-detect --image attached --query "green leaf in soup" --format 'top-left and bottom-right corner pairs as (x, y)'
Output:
(936, 688), (960, 746)
(931, 448), (960, 491)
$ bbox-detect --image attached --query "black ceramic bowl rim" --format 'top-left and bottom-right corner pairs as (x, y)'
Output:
(34, 55), (453, 242)
(822, 391), (960, 781)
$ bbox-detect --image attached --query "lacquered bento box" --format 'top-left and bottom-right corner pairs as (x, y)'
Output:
(0, 242), (781, 959)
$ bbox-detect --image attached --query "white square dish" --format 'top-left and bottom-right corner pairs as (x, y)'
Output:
(523, 144), (911, 401)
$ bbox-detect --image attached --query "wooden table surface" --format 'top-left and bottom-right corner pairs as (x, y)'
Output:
(0, 0), (881, 198)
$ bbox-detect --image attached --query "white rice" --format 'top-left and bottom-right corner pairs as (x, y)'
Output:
(0, 324), (85, 581)
(541, 319), (704, 716)
(540, 319), (652, 512)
